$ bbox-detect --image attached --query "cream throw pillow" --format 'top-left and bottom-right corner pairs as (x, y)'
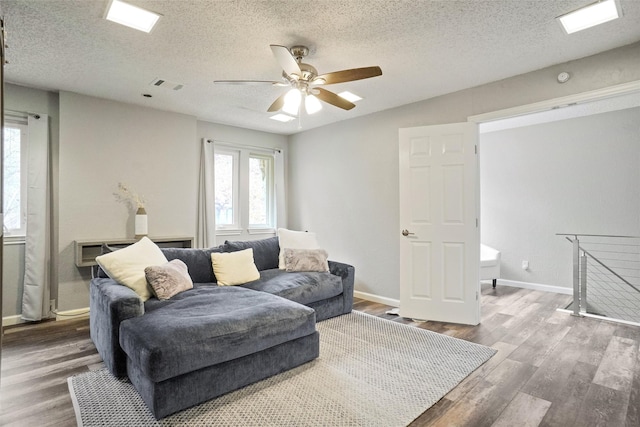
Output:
(277, 228), (320, 269)
(211, 248), (260, 286)
(95, 236), (168, 301)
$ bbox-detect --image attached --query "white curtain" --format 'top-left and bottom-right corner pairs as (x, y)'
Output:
(21, 114), (51, 321)
(196, 138), (216, 248)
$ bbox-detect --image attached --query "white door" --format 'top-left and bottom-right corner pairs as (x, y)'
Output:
(399, 122), (480, 325)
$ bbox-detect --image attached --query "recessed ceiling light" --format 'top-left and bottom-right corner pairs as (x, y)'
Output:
(338, 91), (362, 103)
(269, 114), (296, 122)
(105, 0), (162, 33)
(557, 0), (620, 34)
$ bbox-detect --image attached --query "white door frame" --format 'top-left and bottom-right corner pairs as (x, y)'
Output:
(468, 80), (640, 125)
(466, 79), (640, 294)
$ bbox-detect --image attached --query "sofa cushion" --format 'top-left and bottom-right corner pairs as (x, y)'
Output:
(223, 237), (280, 271)
(240, 269), (342, 306)
(119, 286), (316, 382)
(211, 248), (260, 286)
(160, 246), (222, 283)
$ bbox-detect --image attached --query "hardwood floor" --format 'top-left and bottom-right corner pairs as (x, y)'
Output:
(1, 283), (638, 426)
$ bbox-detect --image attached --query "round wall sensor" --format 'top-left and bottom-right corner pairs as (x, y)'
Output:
(557, 72), (570, 83)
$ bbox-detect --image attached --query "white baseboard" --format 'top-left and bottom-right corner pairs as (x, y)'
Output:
(354, 281), (570, 312)
(354, 290), (400, 307)
(493, 279), (572, 295)
(2, 307), (90, 326)
(2, 314), (28, 327)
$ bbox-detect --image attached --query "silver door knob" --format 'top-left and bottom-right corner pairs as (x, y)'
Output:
(401, 229), (415, 237)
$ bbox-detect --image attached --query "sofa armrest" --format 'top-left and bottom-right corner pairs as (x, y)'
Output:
(89, 278), (144, 377)
(328, 260), (355, 314)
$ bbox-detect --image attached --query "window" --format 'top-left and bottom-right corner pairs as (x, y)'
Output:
(214, 149), (239, 228)
(249, 154), (273, 227)
(3, 123), (28, 237)
(214, 145), (276, 232)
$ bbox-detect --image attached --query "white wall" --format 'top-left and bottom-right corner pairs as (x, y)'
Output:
(480, 107), (640, 287)
(58, 92), (198, 311)
(288, 42), (640, 302)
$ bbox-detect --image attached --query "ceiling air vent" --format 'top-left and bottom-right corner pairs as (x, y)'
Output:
(150, 78), (184, 91)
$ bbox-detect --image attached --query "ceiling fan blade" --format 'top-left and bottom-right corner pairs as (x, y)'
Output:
(267, 92), (288, 112)
(214, 80), (286, 86)
(314, 66), (382, 85)
(315, 88), (356, 110)
(270, 45), (301, 78)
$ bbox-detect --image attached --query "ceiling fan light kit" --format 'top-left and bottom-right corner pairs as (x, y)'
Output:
(215, 44), (382, 119)
(305, 94), (323, 114)
(283, 88), (302, 115)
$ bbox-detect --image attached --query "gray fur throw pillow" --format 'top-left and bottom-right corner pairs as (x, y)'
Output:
(284, 248), (329, 272)
(144, 259), (193, 300)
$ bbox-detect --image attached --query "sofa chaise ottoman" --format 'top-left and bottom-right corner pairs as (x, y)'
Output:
(90, 235), (355, 419)
(120, 285), (318, 419)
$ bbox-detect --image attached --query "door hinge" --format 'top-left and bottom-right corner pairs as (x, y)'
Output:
(476, 218), (479, 228)
(476, 291), (479, 301)
(475, 145), (478, 155)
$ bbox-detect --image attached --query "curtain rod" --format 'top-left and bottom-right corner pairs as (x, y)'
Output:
(205, 138), (282, 154)
(5, 109), (43, 119)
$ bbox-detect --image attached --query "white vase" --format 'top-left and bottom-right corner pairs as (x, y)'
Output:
(135, 207), (148, 238)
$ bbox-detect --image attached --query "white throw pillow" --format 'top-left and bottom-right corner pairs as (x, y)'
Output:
(211, 248), (260, 286)
(95, 236), (168, 301)
(277, 228), (320, 269)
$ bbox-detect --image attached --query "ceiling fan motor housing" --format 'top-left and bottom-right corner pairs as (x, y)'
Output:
(290, 45), (309, 60)
(299, 63), (318, 81)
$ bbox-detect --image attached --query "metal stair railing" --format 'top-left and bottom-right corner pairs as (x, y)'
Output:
(558, 233), (640, 324)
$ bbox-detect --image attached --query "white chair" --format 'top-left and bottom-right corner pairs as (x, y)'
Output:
(480, 244), (501, 288)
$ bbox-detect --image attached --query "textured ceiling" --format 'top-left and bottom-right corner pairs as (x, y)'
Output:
(2, 0), (640, 135)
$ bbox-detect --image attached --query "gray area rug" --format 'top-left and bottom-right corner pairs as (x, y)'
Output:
(68, 311), (496, 426)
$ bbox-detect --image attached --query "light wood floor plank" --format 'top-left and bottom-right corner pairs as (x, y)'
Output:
(492, 392), (551, 427)
(593, 335), (637, 392)
(538, 361), (598, 427)
(573, 383), (629, 427)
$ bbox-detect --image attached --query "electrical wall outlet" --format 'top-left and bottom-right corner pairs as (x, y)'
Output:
(522, 260), (529, 270)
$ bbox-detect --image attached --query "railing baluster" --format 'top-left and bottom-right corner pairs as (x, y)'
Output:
(572, 236), (581, 317)
(580, 250), (587, 314)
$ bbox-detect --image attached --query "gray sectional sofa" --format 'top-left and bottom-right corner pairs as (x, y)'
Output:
(89, 236), (355, 419)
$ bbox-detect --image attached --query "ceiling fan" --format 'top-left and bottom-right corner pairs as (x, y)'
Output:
(214, 45), (382, 116)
